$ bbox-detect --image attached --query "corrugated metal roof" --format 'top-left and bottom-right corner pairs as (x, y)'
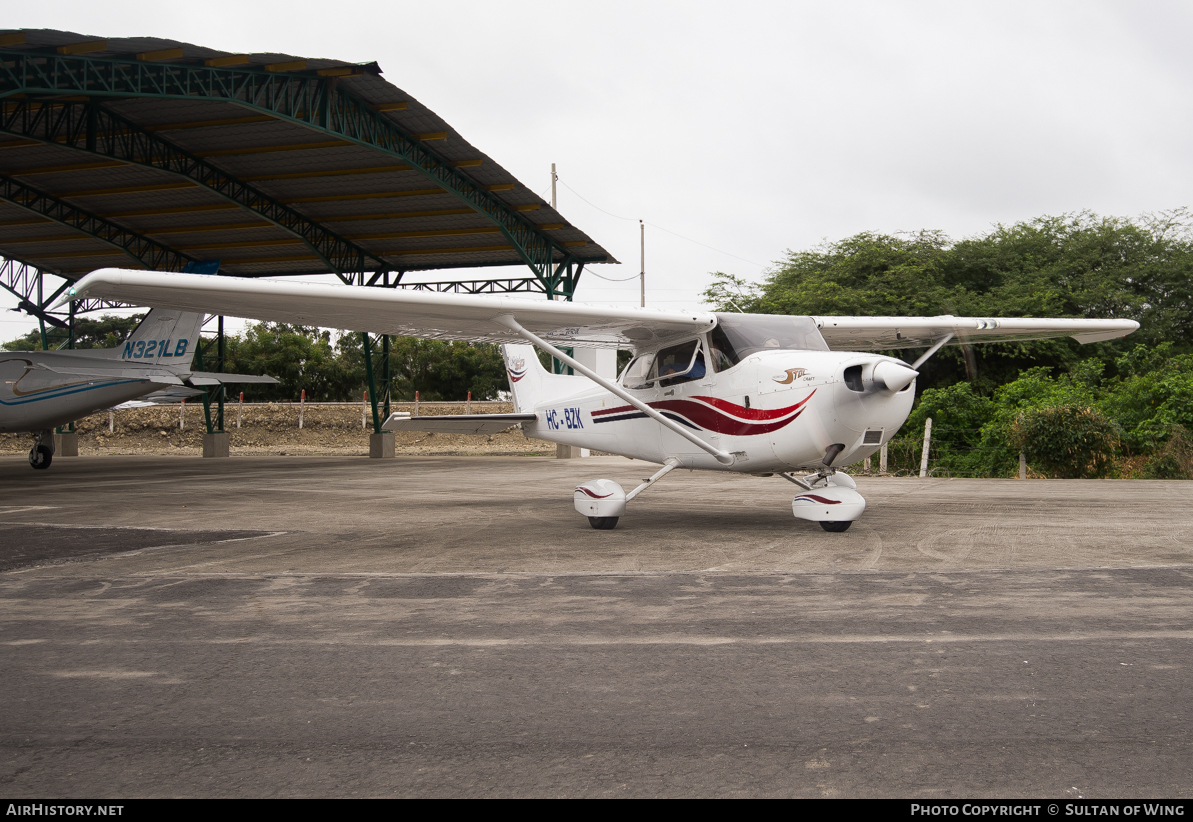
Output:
(0, 28), (616, 281)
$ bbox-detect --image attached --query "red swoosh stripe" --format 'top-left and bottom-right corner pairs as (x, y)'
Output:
(576, 487), (613, 499)
(591, 391), (814, 436)
(690, 394), (812, 421)
(793, 494), (842, 505)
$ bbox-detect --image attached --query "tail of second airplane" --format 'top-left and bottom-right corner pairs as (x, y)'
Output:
(502, 344), (588, 412)
(112, 309), (205, 367)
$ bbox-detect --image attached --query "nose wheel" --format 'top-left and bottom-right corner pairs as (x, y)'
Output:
(819, 520), (852, 532)
(29, 443), (52, 470)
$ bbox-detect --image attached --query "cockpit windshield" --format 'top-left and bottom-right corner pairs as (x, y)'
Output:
(710, 314), (828, 369)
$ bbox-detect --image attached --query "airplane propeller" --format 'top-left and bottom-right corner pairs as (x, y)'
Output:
(14, 299), (69, 329)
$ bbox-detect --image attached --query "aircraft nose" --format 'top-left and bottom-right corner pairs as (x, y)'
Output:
(873, 360), (918, 393)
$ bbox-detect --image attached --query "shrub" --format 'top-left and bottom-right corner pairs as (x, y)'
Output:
(1012, 405), (1120, 478)
(1142, 426), (1193, 479)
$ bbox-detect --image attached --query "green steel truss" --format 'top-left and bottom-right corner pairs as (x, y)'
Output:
(0, 171), (195, 272)
(0, 98), (385, 275)
(0, 47), (603, 433)
(0, 47), (603, 286)
(0, 255), (129, 319)
(339, 261), (584, 298)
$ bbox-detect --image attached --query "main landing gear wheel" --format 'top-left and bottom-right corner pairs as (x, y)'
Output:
(819, 520), (852, 532)
(588, 516), (619, 530)
(29, 444), (52, 470)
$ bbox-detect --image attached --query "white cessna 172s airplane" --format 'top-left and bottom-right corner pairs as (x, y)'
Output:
(1, 307), (277, 469)
(61, 268), (1138, 530)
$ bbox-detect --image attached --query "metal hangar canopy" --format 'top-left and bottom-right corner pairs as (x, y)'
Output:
(0, 27), (617, 312)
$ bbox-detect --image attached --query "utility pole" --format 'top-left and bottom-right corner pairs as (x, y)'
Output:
(550, 163), (559, 303)
(639, 220), (645, 308)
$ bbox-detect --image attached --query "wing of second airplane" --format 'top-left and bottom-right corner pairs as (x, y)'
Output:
(61, 269), (717, 348)
(185, 371), (281, 386)
(31, 362), (279, 387)
(382, 412), (537, 435)
(30, 362), (185, 384)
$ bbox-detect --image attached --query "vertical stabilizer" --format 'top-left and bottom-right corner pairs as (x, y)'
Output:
(502, 344), (585, 412)
(114, 309), (205, 367)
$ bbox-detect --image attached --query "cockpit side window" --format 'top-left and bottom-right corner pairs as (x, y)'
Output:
(712, 314), (829, 356)
(621, 353), (657, 389)
(708, 325), (742, 372)
(656, 339), (707, 387)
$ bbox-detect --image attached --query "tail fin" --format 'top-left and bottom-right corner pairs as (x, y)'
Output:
(112, 309), (205, 366)
(502, 344), (586, 412)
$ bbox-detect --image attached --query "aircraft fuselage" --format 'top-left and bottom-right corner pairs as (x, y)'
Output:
(0, 351), (156, 433)
(522, 348), (916, 472)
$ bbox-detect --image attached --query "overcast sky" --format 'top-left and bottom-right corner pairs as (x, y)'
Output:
(4, 0), (1192, 341)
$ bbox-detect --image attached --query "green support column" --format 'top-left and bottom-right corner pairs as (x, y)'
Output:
(198, 318), (230, 457)
(36, 273), (48, 352)
(197, 335), (214, 435)
(382, 333), (392, 424)
(67, 300), (75, 434)
(216, 316), (225, 433)
(362, 331), (381, 433)
(54, 299), (79, 456)
(362, 331), (394, 458)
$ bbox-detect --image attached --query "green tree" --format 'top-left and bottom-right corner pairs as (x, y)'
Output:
(2, 313), (144, 351)
(222, 323), (360, 402)
(703, 211), (1193, 395)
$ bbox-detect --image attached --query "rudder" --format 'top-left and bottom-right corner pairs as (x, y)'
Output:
(115, 309), (205, 366)
(502, 344), (585, 412)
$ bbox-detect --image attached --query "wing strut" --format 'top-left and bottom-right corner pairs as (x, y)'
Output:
(911, 333), (955, 369)
(494, 314), (735, 465)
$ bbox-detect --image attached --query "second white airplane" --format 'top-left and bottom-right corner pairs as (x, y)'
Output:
(61, 268), (1138, 530)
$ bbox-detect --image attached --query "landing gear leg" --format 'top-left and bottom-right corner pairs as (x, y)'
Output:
(780, 455), (866, 532)
(575, 458), (680, 530)
(29, 430), (54, 470)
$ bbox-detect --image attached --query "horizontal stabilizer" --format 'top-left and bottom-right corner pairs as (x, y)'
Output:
(31, 363), (183, 384)
(185, 371), (280, 385)
(382, 412), (536, 435)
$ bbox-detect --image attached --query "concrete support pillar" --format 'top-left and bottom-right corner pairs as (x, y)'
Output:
(54, 432), (78, 457)
(203, 432), (230, 458)
(370, 431), (395, 459)
(560, 348), (617, 459)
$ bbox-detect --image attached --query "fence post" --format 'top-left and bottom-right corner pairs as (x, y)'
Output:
(1019, 450), (1027, 480)
(466, 391), (471, 414)
(237, 392), (243, 429)
(108, 410), (114, 433)
(863, 455), (871, 474)
(414, 390), (420, 418)
(179, 399), (186, 431)
(362, 390), (367, 430)
(919, 417), (932, 477)
(879, 443), (888, 474)
(298, 389), (305, 430)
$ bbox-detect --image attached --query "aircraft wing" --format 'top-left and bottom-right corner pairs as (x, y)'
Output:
(185, 371), (280, 386)
(31, 362), (185, 384)
(812, 316), (1140, 350)
(382, 412), (536, 435)
(63, 269), (716, 348)
(112, 386), (204, 408)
